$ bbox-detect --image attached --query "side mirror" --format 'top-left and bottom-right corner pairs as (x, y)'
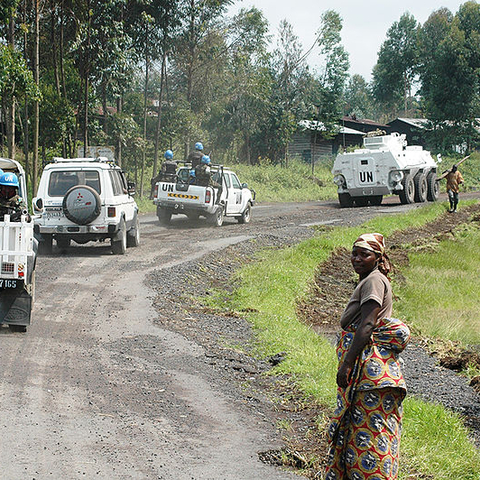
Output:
(241, 183), (248, 189)
(127, 182), (136, 196)
(33, 197), (43, 212)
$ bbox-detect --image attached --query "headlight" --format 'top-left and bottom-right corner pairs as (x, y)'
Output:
(333, 174), (345, 186)
(389, 170), (403, 183)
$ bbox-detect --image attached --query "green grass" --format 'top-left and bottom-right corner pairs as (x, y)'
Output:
(395, 225), (480, 346)
(219, 201), (480, 479)
(230, 159), (337, 203)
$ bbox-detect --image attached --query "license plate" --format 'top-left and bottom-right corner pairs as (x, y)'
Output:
(0, 279), (19, 289)
(45, 210), (64, 219)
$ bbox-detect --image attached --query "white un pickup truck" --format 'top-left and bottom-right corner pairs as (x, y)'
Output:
(153, 165), (255, 227)
(0, 158), (37, 332)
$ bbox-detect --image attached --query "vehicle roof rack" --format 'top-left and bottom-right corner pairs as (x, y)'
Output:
(52, 156), (114, 163)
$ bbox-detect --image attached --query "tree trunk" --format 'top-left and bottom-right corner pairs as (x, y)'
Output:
(140, 49), (150, 197)
(33, 0), (40, 192)
(50, 0), (61, 95)
(23, 0), (30, 186)
(116, 96), (123, 167)
(83, 0), (92, 154)
(153, 53), (166, 181)
(6, 16), (15, 159)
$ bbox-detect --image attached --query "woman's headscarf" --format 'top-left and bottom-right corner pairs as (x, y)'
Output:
(353, 232), (392, 276)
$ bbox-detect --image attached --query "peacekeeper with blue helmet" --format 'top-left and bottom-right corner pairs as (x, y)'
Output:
(0, 172), (28, 220)
(151, 149), (178, 188)
(187, 141), (204, 169)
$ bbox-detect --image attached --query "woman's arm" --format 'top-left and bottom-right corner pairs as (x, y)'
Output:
(336, 300), (381, 388)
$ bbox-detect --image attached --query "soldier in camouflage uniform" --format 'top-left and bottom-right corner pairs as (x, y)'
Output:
(0, 172), (28, 221)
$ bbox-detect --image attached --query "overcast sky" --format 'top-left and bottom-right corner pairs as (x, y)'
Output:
(227, 0), (469, 81)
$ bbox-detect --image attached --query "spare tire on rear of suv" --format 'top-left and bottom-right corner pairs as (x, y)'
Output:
(62, 185), (102, 225)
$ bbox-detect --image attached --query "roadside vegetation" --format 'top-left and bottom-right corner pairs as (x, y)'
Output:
(209, 201), (480, 479)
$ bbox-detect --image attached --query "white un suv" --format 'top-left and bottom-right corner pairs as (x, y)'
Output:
(33, 157), (139, 254)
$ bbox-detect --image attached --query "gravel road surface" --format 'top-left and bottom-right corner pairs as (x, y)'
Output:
(0, 195), (478, 479)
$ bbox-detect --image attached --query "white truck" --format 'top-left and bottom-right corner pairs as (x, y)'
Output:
(332, 132), (440, 207)
(33, 157), (139, 254)
(0, 158), (37, 332)
(153, 164), (255, 227)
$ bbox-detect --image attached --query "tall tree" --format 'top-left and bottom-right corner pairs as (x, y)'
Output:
(343, 74), (375, 119)
(312, 9), (349, 166)
(372, 12), (419, 116)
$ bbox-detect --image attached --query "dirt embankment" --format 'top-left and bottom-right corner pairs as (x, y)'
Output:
(153, 203), (480, 478)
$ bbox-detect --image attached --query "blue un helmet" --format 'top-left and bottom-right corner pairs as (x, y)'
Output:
(195, 142), (203, 151)
(0, 172), (19, 188)
(189, 169), (196, 177)
(164, 150), (173, 160)
(201, 155), (211, 165)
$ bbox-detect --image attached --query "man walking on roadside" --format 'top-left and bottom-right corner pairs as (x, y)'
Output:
(446, 165), (464, 213)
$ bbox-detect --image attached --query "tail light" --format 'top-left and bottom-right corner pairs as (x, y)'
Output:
(2, 262), (15, 274)
(108, 207), (116, 217)
(154, 185), (158, 198)
(205, 190), (211, 204)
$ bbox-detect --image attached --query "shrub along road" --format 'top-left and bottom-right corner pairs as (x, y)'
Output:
(0, 195), (478, 479)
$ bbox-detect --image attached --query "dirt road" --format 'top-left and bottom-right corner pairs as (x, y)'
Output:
(0, 197), (472, 479)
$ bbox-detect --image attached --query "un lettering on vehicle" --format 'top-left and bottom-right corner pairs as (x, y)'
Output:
(359, 170), (375, 184)
(162, 184), (174, 192)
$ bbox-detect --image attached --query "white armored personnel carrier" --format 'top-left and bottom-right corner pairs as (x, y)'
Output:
(332, 132), (440, 207)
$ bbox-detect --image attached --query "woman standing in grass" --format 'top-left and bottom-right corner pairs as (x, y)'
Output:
(325, 233), (410, 480)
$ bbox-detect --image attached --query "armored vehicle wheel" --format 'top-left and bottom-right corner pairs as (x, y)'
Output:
(399, 174), (415, 204)
(354, 197), (368, 207)
(338, 193), (353, 208)
(414, 173), (428, 203)
(237, 204), (251, 224)
(369, 195), (383, 206)
(157, 207), (172, 225)
(127, 215), (140, 247)
(63, 185), (101, 225)
(111, 219), (127, 255)
(427, 171), (439, 201)
(209, 206), (224, 227)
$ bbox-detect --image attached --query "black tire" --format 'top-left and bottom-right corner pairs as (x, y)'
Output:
(209, 206), (224, 227)
(414, 173), (427, 203)
(111, 219), (127, 255)
(237, 204), (251, 224)
(369, 195), (383, 206)
(354, 197), (368, 207)
(56, 236), (71, 249)
(338, 193), (353, 208)
(9, 325), (27, 333)
(38, 234), (53, 255)
(127, 215), (140, 247)
(62, 185), (101, 225)
(399, 173), (415, 204)
(157, 207), (172, 225)
(427, 171), (440, 201)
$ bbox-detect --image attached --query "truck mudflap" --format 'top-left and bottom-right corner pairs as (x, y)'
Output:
(0, 288), (33, 326)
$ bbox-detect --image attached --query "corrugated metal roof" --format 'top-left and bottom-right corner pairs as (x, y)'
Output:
(298, 120), (364, 136)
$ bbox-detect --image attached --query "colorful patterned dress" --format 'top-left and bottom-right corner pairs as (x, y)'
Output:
(325, 317), (410, 480)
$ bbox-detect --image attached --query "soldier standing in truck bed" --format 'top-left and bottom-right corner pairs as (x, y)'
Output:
(187, 142), (204, 168)
(0, 172), (28, 221)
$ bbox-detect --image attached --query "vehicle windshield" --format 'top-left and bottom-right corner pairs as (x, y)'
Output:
(48, 170), (101, 196)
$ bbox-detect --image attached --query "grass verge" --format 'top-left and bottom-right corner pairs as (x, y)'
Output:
(394, 225), (480, 346)
(222, 201), (480, 479)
